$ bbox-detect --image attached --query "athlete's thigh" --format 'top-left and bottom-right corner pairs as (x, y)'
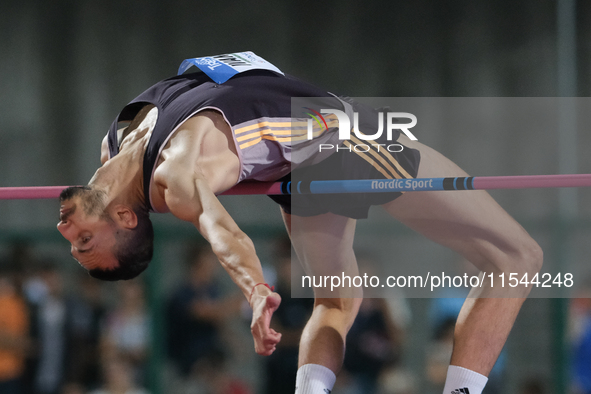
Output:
(282, 211), (361, 298)
(383, 135), (536, 271)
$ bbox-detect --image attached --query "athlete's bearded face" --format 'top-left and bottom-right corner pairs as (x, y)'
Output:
(56, 186), (119, 271)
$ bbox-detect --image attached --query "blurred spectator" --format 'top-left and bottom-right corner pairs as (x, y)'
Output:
(263, 236), (313, 394)
(101, 279), (150, 386)
(25, 263), (82, 394)
(65, 274), (107, 391)
(0, 272), (30, 394)
(570, 283), (591, 394)
(166, 244), (241, 379)
(24, 265), (105, 393)
(89, 356), (148, 394)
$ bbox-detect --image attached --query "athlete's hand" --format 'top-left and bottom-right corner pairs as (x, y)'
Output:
(250, 291), (282, 356)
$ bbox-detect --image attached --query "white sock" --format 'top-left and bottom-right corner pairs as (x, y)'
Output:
(442, 365), (488, 394)
(295, 364), (336, 394)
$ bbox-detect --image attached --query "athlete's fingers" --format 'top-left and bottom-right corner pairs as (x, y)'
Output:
(253, 327), (280, 355)
(257, 329), (282, 355)
(265, 328), (282, 345)
(251, 293), (282, 355)
(253, 316), (282, 355)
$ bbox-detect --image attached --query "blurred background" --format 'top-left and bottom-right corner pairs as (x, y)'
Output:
(1, 0), (591, 393)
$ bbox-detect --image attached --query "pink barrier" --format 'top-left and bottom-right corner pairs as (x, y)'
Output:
(0, 182), (280, 200)
(0, 186), (74, 200)
(473, 174), (591, 190)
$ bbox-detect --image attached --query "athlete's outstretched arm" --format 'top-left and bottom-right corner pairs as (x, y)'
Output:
(156, 166), (282, 355)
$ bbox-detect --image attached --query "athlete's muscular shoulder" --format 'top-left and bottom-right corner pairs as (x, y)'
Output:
(151, 110), (241, 212)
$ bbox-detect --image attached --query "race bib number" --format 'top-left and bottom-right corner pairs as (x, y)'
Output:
(178, 51), (284, 84)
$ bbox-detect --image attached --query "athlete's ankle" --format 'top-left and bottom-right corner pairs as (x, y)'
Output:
(442, 365), (488, 394)
(295, 364), (336, 394)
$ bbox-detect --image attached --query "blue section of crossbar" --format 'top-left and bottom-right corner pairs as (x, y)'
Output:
(297, 178), (447, 194)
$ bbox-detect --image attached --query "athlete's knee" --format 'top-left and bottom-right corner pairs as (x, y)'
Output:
(516, 236), (543, 275)
(474, 233), (543, 279)
(493, 235), (543, 277)
(500, 238), (543, 297)
(314, 297), (363, 331)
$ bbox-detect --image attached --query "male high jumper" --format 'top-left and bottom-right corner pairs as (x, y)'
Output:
(56, 53), (542, 394)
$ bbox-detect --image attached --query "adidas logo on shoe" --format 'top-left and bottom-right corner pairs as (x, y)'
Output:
(451, 388), (470, 394)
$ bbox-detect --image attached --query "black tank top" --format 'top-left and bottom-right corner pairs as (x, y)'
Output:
(107, 70), (344, 211)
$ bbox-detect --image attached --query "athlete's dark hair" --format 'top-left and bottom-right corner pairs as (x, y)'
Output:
(88, 210), (154, 281)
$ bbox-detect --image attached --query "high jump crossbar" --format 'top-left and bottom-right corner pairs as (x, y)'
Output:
(1, 174), (591, 200)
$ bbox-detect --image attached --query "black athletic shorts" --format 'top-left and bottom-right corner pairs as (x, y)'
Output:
(268, 134), (421, 219)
